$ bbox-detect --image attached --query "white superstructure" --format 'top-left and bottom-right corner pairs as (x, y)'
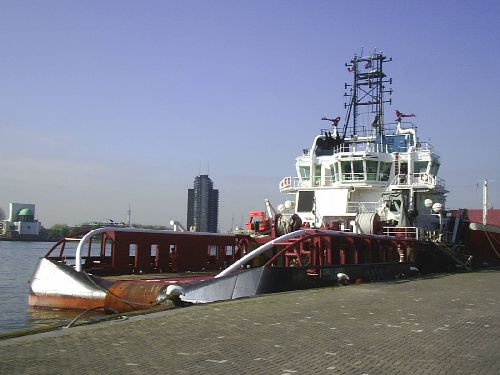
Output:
(276, 52), (447, 239)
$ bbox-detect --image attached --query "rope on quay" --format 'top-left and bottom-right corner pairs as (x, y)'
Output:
(64, 306), (126, 329)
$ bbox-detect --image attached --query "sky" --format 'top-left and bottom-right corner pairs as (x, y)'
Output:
(1, 0), (499, 231)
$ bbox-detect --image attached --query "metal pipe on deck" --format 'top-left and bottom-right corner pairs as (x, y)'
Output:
(216, 229), (394, 278)
(216, 230), (309, 278)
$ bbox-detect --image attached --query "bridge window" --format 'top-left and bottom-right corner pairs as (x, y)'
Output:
(379, 162), (391, 181)
(366, 160), (378, 180)
(385, 134), (410, 152)
(314, 165), (321, 186)
(414, 161), (428, 173)
(299, 166), (310, 181)
(353, 160), (364, 180)
(400, 161), (408, 174)
(340, 161), (352, 181)
(331, 164), (338, 182)
(430, 161), (440, 175)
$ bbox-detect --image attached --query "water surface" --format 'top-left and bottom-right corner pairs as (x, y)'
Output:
(0, 241), (86, 333)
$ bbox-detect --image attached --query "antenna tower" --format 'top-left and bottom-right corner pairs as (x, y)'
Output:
(344, 51), (392, 138)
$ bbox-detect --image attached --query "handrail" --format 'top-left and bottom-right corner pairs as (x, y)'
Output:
(216, 229), (399, 278)
(383, 226), (418, 240)
(346, 201), (379, 214)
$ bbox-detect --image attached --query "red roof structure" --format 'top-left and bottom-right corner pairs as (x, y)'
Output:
(461, 209), (500, 226)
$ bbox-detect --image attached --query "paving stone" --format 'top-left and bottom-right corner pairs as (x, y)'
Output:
(1, 270), (499, 374)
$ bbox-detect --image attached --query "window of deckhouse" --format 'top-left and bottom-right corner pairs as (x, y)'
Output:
(353, 160), (364, 180)
(400, 161), (408, 175)
(314, 165), (321, 186)
(379, 162), (391, 181)
(151, 244), (158, 258)
(209, 245), (217, 256)
(366, 160), (378, 180)
(430, 161), (440, 175)
(414, 161), (428, 174)
(340, 161), (352, 181)
(299, 166), (310, 181)
(331, 164), (338, 182)
(129, 243), (137, 257)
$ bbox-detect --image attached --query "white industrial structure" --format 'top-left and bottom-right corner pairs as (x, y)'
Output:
(0, 203), (41, 238)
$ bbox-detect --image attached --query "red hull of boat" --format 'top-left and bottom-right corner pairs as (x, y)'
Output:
(468, 223), (500, 267)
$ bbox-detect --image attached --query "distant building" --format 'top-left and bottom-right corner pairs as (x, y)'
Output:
(187, 175), (219, 233)
(0, 203), (41, 238)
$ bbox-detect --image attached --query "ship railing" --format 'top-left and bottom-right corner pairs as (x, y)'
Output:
(392, 173), (421, 186)
(297, 155), (310, 163)
(323, 176), (335, 186)
(323, 176), (363, 185)
(419, 229), (453, 243)
(332, 141), (420, 155)
(322, 121), (417, 139)
(280, 176), (328, 190)
(383, 226), (419, 240)
(44, 234), (111, 269)
(280, 175), (385, 191)
(279, 176), (301, 191)
(383, 121), (417, 135)
(316, 123), (436, 156)
(435, 176), (446, 188)
(414, 142), (433, 151)
(390, 173), (446, 189)
(332, 142), (387, 154)
(280, 173), (445, 192)
(347, 202), (379, 214)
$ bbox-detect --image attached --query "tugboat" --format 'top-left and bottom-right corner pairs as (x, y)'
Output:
(29, 51), (499, 312)
(265, 51), (499, 271)
(215, 50), (463, 289)
(276, 52), (445, 238)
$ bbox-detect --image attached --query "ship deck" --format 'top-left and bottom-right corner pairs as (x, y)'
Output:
(3, 269), (500, 374)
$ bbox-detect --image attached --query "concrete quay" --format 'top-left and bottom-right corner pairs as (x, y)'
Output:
(1, 270), (499, 374)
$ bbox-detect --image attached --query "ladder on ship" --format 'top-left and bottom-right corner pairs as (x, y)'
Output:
(394, 152), (400, 175)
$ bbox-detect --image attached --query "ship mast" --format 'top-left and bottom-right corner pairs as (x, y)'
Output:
(483, 179), (489, 226)
(344, 51), (392, 138)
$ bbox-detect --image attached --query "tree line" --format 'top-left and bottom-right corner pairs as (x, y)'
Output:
(0, 207), (170, 240)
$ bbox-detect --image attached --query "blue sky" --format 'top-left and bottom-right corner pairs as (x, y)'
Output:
(1, 1), (499, 230)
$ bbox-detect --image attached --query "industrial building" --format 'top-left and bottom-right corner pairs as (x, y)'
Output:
(0, 203), (41, 239)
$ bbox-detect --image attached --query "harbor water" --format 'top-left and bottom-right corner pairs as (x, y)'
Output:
(0, 240), (93, 334)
